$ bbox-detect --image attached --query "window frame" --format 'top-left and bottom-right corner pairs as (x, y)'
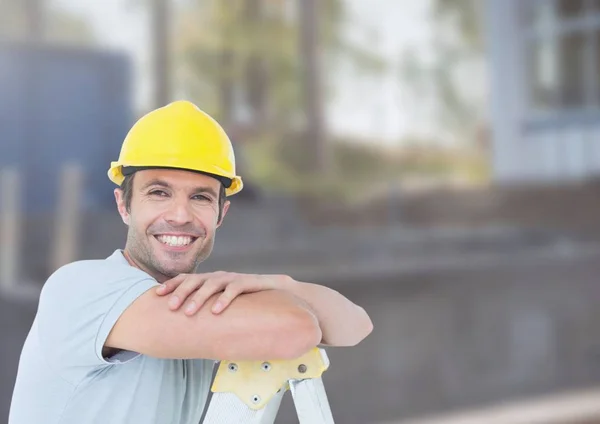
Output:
(520, 0), (600, 128)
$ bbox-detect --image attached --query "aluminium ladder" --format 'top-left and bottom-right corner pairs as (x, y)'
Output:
(202, 347), (335, 423)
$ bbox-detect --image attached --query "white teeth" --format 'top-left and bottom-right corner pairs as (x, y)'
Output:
(157, 235), (193, 247)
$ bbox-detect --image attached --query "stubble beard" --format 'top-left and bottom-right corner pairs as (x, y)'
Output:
(125, 228), (215, 281)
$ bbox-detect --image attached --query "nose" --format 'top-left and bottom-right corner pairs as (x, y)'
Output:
(164, 196), (194, 225)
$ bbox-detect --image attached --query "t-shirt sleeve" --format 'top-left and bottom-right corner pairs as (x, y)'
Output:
(37, 260), (159, 376)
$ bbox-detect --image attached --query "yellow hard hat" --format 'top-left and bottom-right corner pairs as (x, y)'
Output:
(108, 100), (243, 196)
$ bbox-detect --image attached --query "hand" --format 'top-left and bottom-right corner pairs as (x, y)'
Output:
(156, 271), (291, 316)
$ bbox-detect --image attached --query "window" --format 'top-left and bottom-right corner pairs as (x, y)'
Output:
(561, 32), (586, 107)
(557, 0), (585, 19)
(596, 29), (600, 91)
(528, 37), (559, 109)
(521, 0), (554, 32)
(522, 0), (600, 112)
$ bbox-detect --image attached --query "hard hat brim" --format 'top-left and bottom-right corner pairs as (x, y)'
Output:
(121, 165), (233, 188)
(108, 163), (243, 196)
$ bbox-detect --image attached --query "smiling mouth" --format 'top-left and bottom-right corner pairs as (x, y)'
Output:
(154, 235), (198, 247)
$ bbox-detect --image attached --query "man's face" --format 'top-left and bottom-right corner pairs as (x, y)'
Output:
(114, 169), (229, 282)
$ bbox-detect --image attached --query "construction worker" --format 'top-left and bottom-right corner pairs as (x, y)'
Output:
(8, 100), (373, 424)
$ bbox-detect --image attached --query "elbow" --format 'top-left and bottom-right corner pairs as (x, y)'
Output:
(349, 306), (373, 346)
(328, 306), (374, 347)
(276, 309), (322, 359)
(356, 308), (374, 344)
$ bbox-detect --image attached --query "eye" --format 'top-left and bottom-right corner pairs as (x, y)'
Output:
(149, 190), (169, 197)
(192, 194), (212, 202)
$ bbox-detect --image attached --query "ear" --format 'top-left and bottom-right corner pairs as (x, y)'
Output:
(216, 200), (231, 228)
(114, 188), (130, 226)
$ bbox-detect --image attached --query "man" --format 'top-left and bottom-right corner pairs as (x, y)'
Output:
(9, 100), (373, 424)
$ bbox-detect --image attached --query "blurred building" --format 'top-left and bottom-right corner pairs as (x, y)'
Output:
(0, 43), (133, 213)
(486, 0), (600, 184)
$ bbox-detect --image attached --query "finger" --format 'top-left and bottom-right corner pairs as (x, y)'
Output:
(156, 274), (187, 295)
(212, 284), (243, 314)
(168, 275), (209, 310)
(184, 276), (231, 316)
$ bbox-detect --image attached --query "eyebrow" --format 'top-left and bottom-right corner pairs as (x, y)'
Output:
(140, 179), (171, 191)
(141, 179), (218, 198)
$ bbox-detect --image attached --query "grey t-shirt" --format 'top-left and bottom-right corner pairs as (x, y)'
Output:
(9, 250), (215, 424)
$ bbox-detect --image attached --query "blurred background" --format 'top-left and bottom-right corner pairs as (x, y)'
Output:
(2, 0), (600, 423)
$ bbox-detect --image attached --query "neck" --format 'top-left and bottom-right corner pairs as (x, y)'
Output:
(122, 249), (169, 283)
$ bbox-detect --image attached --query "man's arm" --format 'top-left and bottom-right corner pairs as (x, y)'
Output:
(105, 288), (322, 361)
(283, 278), (373, 347)
(155, 272), (374, 348)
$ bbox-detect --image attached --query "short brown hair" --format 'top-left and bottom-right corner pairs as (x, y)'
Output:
(120, 173), (227, 223)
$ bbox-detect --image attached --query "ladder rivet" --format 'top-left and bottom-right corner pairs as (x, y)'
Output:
(298, 364), (307, 373)
(261, 362), (271, 371)
(252, 395), (261, 404)
(228, 363), (238, 372)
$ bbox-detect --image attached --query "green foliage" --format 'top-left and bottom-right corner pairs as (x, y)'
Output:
(46, 9), (95, 44)
(174, 0), (387, 128)
(398, 0), (485, 139)
(0, 0), (94, 44)
(242, 134), (489, 201)
(432, 0), (484, 53)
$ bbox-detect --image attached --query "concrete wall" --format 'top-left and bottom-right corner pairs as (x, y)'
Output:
(276, 252), (600, 423)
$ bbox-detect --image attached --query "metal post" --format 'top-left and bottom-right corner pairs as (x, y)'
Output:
(51, 163), (83, 272)
(0, 168), (21, 294)
(152, 0), (170, 108)
(298, 0), (328, 172)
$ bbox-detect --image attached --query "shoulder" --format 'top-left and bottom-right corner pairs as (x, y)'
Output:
(41, 256), (155, 300)
(53, 257), (148, 280)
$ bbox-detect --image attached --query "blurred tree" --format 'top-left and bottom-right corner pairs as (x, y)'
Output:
(0, 0), (94, 44)
(433, 0), (483, 51)
(46, 9), (95, 44)
(398, 0), (485, 142)
(173, 0), (387, 173)
(25, 0), (43, 41)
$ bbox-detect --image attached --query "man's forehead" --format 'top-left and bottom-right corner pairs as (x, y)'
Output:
(135, 168), (220, 191)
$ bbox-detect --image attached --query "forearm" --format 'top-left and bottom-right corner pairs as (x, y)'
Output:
(283, 278), (373, 346)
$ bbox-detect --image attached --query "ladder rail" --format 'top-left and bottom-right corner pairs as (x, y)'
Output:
(290, 377), (335, 424)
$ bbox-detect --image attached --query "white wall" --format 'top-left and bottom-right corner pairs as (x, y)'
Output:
(484, 0), (600, 184)
(484, 0), (524, 183)
(519, 123), (600, 182)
